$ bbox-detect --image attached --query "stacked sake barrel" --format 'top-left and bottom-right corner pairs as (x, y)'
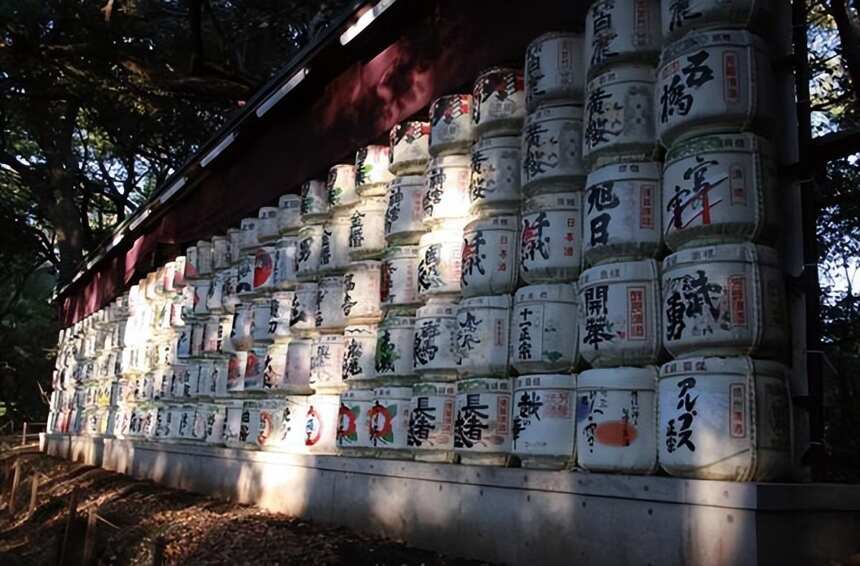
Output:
(653, 0), (791, 481)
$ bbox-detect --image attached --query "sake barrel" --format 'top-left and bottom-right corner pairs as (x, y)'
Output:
(338, 388), (374, 452)
(512, 283), (579, 374)
(284, 337), (314, 394)
(309, 334), (346, 394)
(252, 246), (276, 294)
(327, 163), (359, 210)
(577, 366), (658, 473)
(173, 257), (187, 288)
(342, 325), (378, 384)
(222, 399), (245, 447)
(417, 220), (466, 300)
(216, 269), (237, 312)
(578, 259), (662, 367)
(239, 217), (260, 252)
(661, 243), (788, 358)
(355, 145), (394, 197)
(525, 32), (585, 110)
(289, 282), (319, 334)
(655, 30), (773, 145)
(661, 0), (770, 40)
(203, 403), (226, 445)
(454, 378), (513, 466)
(246, 347), (268, 391)
(238, 401), (261, 447)
(251, 297), (276, 343)
(227, 351), (247, 392)
(455, 295), (511, 378)
(413, 298), (460, 380)
(235, 254), (254, 297)
(300, 179), (329, 222)
(423, 155), (471, 227)
(258, 206), (280, 243)
(385, 176), (426, 245)
(202, 315), (221, 354)
(227, 228), (243, 264)
(519, 193), (583, 283)
(375, 313), (416, 380)
(205, 271), (225, 313)
(389, 120), (430, 175)
(521, 104), (586, 196)
(348, 196), (387, 260)
(265, 397), (308, 451)
(192, 279), (211, 317)
(303, 394), (341, 454)
(473, 67), (526, 136)
(583, 161), (662, 265)
(469, 136), (522, 213)
(512, 373), (577, 469)
(269, 291), (293, 342)
(662, 133), (776, 251)
(658, 356), (791, 481)
(319, 210), (351, 273)
(216, 314), (233, 356)
(429, 94), (476, 156)
(343, 261), (382, 324)
(273, 236), (299, 290)
(370, 386), (413, 456)
(583, 64), (657, 168)
(262, 342), (288, 390)
(380, 246), (421, 310)
(409, 382), (457, 462)
(277, 194), (302, 235)
(229, 302), (254, 351)
(256, 400), (283, 448)
(315, 276), (346, 332)
(196, 240), (213, 277)
(295, 223), (323, 280)
(461, 214), (519, 297)
(585, 0), (662, 77)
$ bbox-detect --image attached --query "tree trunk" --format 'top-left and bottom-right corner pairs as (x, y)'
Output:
(830, 0), (860, 103)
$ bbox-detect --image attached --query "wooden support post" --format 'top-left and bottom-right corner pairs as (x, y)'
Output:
(82, 508), (98, 566)
(57, 487), (79, 566)
(8, 460), (21, 515)
(21, 422), (27, 446)
(152, 535), (165, 566)
(28, 472), (40, 515)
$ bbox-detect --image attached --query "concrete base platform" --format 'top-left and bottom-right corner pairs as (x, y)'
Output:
(42, 434), (860, 566)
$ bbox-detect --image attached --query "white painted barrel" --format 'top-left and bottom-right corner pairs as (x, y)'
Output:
(179, 404), (198, 440)
(184, 246), (199, 280)
(327, 163), (358, 211)
(454, 378), (513, 465)
(300, 179), (330, 222)
(385, 176), (426, 245)
(583, 64), (656, 169)
(289, 282), (319, 334)
(252, 247), (276, 294)
(429, 94), (476, 157)
(273, 236), (299, 290)
(303, 394), (341, 454)
(348, 196), (387, 261)
(662, 132), (776, 251)
(229, 302), (254, 350)
(257, 206), (280, 243)
(512, 373), (577, 468)
(211, 236), (230, 272)
(315, 276), (346, 332)
(512, 283), (578, 374)
(661, 0), (769, 40)
(521, 104), (585, 196)
(375, 313), (415, 380)
(577, 366), (658, 473)
(295, 223), (323, 280)
(661, 243), (788, 358)
(192, 279), (211, 317)
(417, 220), (465, 299)
(343, 261), (382, 324)
(473, 67), (526, 137)
(342, 325), (378, 385)
(205, 272), (224, 313)
(519, 193), (582, 283)
(469, 136), (521, 213)
(408, 382), (456, 461)
(525, 32), (585, 110)
(658, 356), (791, 481)
(355, 145), (394, 197)
(203, 403), (226, 445)
(222, 400), (245, 447)
(456, 295), (511, 377)
(268, 291), (293, 342)
(338, 388), (374, 450)
(413, 298), (460, 380)
(284, 337), (313, 394)
(461, 214), (519, 297)
(251, 297), (275, 343)
(319, 210), (351, 273)
(277, 194), (302, 235)
(238, 401), (261, 447)
(236, 255), (255, 297)
(585, 0), (662, 77)
(389, 121), (430, 175)
(310, 334), (346, 394)
(381, 246), (420, 310)
(655, 30), (773, 145)
(370, 386), (412, 454)
(583, 161), (663, 265)
(423, 155), (471, 227)
(261, 342), (288, 390)
(239, 217), (260, 252)
(243, 347), (266, 391)
(578, 259), (662, 367)
(196, 240), (213, 277)
(202, 315), (221, 354)
(227, 228), (243, 265)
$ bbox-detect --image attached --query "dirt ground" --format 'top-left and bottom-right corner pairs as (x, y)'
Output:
(0, 449), (489, 565)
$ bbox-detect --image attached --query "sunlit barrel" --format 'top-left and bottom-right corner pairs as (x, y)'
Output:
(380, 246), (421, 310)
(512, 373), (577, 469)
(300, 179), (330, 223)
(454, 378), (513, 466)
(327, 163), (359, 211)
(525, 32), (585, 110)
(310, 334), (346, 394)
(338, 388), (374, 454)
(243, 346), (266, 392)
(229, 302), (254, 351)
(273, 236), (299, 290)
(319, 211), (351, 273)
(389, 120), (430, 175)
(295, 223), (323, 280)
(511, 283), (578, 374)
(355, 145), (394, 197)
(303, 394), (341, 454)
(429, 94), (476, 157)
(277, 194), (302, 235)
(423, 155), (471, 227)
(284, 337), (314, 394)
(519, 193), (582, 283)
(417, 219), (466, 300)
(261, 342), (288, 390)
(342, 325), (378, 385)
(370, 386), (413, 457)
(455, 295), (511, 378)
(343, 261), (382, 324)
(315, 275), (346, 332)
(347, 196), (387, 261)
(385, 176), (426, 245)
(374, 313), (416, 380)
(289, 282), (319, 334)
(461, 213), (519, 297)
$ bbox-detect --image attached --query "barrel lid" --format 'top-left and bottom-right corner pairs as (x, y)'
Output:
(586, 161), (661, 188)
(529, 31), (582, 45)
(344, 325), (377, 337)
(659, 356), (788, 380)
(457, 377), (512, 393)
(295, 281), (319, 292)
(383, 245), (419, 259)
(347, 260), (382, 272)
(428, 154), (471, 169)
(587, 64), (655, 88)
(413, 381), (457, 395)
(663, 244), (779, 271)
(379, 313), (415, 328)
(298, 223), (323, 234)
(318, 275), (342, 286)
(416, 298), (459, 318)
(240, 217), (257, 228)
(515, 283), (578, 304)
(211, 235), (228, 243)
(342, 388), (375, 401)
(259, 206), (279, 218)
(390, 175), (424, 188)
(580, 259), (658, 286)
(474, 136), (520, 150)
(275, 235), (297, 246)
(523, 192), (581, 213)
(514, 373), (576, 390)
(659, 30), (767, 66)
(327, 209), (353, 222)
(316, 333), (344, 344)
(459, 295), (512, 310)
(357, 194), (388, 206)
(374, 386), (413, 398)
(527, 103), (584, 122)
(664, 132), (772, 164)
(196, 239), (213, 248)
(278, 194), (300, 206)
(330, 162), (355, 172)
(465, 214), (520, 233)
(578, 366), (658, 390)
